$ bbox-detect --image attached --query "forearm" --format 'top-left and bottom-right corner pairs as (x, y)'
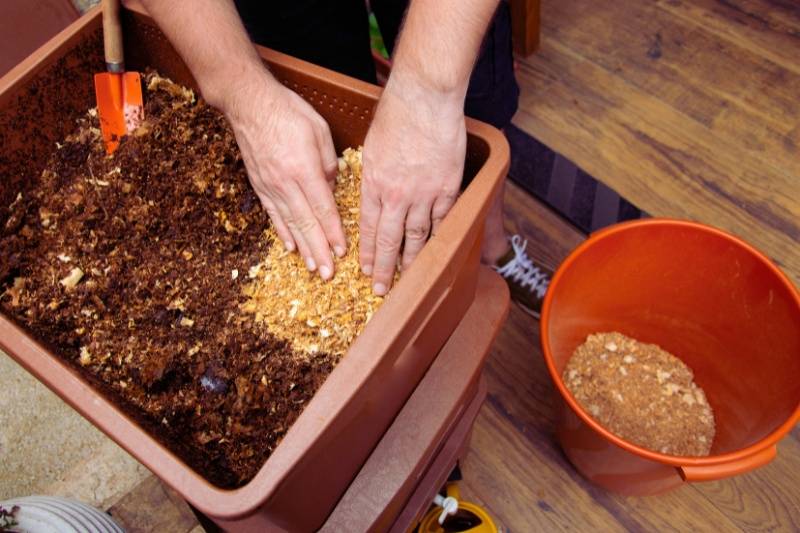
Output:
(360, 0), (499, 290)
(389, 0), (500, 100)
(137, 0), (271, 113)
(138, 0), (345, 276)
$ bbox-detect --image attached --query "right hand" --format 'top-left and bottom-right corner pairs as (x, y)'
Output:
(221, 70), (346, 279)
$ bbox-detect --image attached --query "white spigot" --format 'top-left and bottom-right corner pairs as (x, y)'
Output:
(432, 493), (459, 525)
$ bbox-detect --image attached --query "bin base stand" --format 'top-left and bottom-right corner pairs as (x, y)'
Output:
(325, 267), (508, 533)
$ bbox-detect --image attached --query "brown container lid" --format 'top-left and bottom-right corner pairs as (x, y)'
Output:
(0, 0), (79, 77)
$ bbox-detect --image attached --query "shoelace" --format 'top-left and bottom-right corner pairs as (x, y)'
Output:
(494, 235), (550, 298)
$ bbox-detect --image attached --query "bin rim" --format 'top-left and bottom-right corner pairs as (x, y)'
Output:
(540, 217), (800, 468)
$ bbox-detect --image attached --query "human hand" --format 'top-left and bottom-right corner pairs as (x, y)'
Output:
(222, 70), (346, 279)
(360, 73), (467, 295)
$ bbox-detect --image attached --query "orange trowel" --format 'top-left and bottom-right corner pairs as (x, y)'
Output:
(94, 0), (143, 154)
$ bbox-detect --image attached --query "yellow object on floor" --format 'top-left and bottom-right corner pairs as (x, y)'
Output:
(417, 483), (497, 533)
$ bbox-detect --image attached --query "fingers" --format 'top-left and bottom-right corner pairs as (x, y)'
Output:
(314, 118), (339, 185)
(296, 162), (347, 258)
(430, 189), (458, 236)
(242, 152), (307, 259)
(257, 192), (295, 252)
(230, 86), (349, 280)
(279, 180), (335, 278)
(259, 181), (337, 279)
(371, 204), (407, 296)
(254, 170), (330, 278)
(360, 171), (454, 295)
(267, 191), (317, 271)
(359, 182), (381, 277)
(401, 201), (433, 272)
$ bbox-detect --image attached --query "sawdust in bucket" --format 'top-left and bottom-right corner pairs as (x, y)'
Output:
(563, 332), (716, 456)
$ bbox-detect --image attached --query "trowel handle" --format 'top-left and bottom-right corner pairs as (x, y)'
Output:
(102, 0), (125, 72)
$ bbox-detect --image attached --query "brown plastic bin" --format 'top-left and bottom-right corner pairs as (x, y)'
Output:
(0, 0), (79, 77)
(0, 6), (509, 532)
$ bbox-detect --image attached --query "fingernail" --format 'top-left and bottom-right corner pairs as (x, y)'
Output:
(373, 282), (387, 296)
(334, 246), (346, 258)
(305, 257), (317, 271)
(361, 264), (372, 276)
(319, 265), (332, 279)
(284, 241), (295, 252)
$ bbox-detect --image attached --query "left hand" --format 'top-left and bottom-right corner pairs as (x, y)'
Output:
(360, 74), (467, 296)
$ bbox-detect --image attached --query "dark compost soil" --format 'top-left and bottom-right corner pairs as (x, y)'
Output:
(0, 73), (338, 488)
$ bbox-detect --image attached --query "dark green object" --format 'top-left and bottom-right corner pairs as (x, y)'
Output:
(369, 12), (389, 59)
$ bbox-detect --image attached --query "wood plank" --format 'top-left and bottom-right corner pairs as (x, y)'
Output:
(461, 400), (628, 532)
(512, 36), (800, 285)
(693, 436), (800, 531)
(540, 0), (800, 124)
(655, 0), (800, 77)
(538, 0), (800, 178)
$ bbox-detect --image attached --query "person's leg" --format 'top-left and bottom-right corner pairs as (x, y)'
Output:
(481, 181), (509, 264)
(457, 2), (519, 265)
(459, 2), (552, 317)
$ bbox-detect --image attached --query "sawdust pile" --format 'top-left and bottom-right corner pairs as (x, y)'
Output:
(564, 332), (715, 456)
(242, 147), (386, 357)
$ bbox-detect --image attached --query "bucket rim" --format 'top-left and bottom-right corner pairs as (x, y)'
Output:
(540, 217), (800, 467)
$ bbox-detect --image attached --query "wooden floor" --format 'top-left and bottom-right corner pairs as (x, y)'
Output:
(459, 183), (800, 532)
(463, 1), (800, 526)
(512, 0), (800, 286)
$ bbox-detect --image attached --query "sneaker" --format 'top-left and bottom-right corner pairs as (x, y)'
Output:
(493, 235), (553, 318)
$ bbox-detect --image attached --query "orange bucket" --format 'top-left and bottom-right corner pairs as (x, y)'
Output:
(540, 219), (800, 495)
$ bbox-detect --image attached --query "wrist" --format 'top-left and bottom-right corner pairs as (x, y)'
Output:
(201, 60), (277, 119)
(383, 66), (465, 121)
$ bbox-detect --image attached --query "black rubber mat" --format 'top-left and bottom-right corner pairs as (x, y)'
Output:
(505, 123), (648, 234)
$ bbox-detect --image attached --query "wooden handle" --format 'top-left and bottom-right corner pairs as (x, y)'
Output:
(102, 0), (124, 71)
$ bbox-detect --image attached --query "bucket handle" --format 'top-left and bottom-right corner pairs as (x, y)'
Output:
(678, 445), (777, 482)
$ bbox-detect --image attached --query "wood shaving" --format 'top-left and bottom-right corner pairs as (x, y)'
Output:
(564, 332), (715, 456)
(59, 267), (84, 288)
(242, 148), (386, 357)
(3, 277), (25, 307)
